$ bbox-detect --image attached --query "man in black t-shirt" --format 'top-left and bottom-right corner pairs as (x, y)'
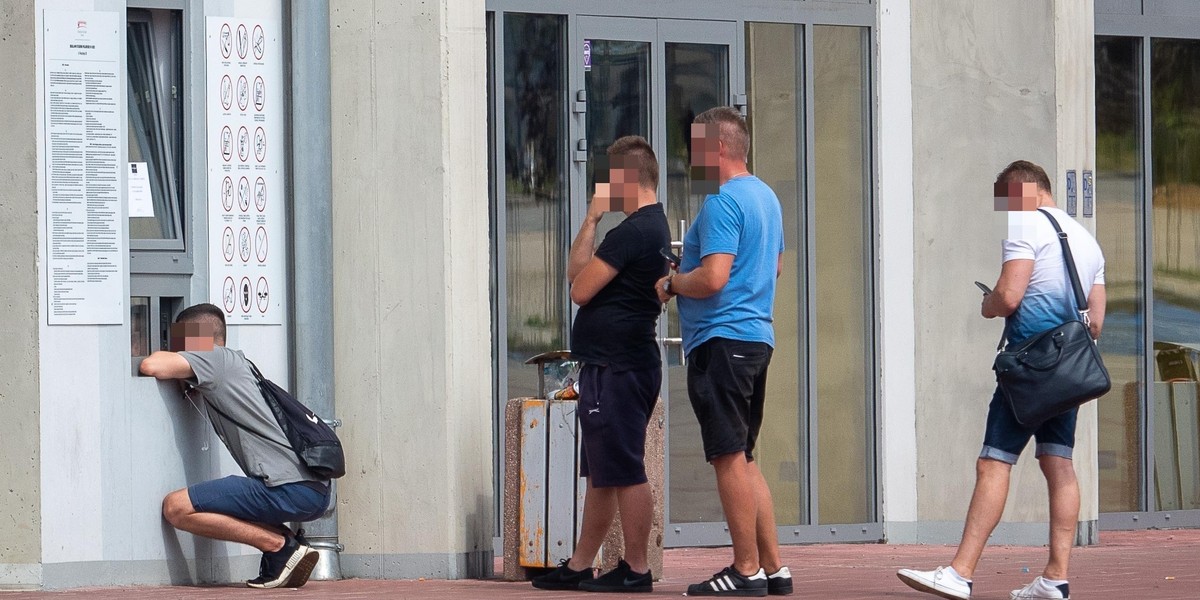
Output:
(531, 136), (670, 594)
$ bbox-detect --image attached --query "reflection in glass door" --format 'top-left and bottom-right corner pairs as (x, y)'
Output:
(662, 42), (730, 525)
(1150, 38), (1200, 512)
(1095, 35), (1144, 513)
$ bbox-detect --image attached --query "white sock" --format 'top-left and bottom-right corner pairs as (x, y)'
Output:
(945, 566), (971, 583)
(1041, 577), (1068, 586)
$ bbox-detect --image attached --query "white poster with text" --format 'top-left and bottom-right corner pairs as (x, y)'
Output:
(43, 10), (124, 325)
(206, 17), (283, 324)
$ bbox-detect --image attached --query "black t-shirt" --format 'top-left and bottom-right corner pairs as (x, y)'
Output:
(570, 203), (671, 371)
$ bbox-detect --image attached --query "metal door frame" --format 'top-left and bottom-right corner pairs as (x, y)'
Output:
(1096, 2), (1200, 528)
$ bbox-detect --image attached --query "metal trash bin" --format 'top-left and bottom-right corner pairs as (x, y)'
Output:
(500, 351), (666, 581)
(501, 351), (585, 580)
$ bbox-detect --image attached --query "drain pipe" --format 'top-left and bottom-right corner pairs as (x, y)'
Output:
(289, 0), (342, 580)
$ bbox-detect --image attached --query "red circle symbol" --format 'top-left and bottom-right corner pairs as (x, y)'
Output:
(256, 277), (270, 313)
(222, 276), (237, 313)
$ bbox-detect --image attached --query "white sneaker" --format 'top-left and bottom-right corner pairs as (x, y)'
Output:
(1010, 576), (1070, 599)
(897, 566), (972, 600)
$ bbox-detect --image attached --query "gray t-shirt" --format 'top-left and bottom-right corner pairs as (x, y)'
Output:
(179, 346), (323, 487)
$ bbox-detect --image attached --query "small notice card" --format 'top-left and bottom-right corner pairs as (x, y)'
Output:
(127, 162), (154, 217)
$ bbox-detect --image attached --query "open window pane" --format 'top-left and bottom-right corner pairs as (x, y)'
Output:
(127, 10), (183, 245)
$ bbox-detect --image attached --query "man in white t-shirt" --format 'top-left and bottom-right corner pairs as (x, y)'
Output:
(898, 161), (1106, 600)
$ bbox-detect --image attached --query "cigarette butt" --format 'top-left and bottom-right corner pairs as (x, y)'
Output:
(1166, 576), (1176, 581)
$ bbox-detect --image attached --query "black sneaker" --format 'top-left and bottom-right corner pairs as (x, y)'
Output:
(767, 566), (793, 595)
(578, 559), (652, 593)
(686, 565), (768, 597)
(531, 559), (594, 591)
(246, 534), (320, 589)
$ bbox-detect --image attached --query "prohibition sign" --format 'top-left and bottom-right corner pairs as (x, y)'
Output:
(253, 76), (265, 111)
(236, 24), (249, 60)
(253, 25), (265, 60)
(221, 176), (234, 211)
(240, 276), (253, 313)
(220, 126), (233, 161)
(254, 177), (266, 212)
(255, 226), (268, 263)
(222, 276), (237, 313)
(256, 277), (270, 313)
(220, 75), (233, 110)
(239, 227), (252, 263)
(222, 227), (235, 262)
(238, 126), (250, 162)
(237, 176), (251, 212)
(219, 23), (232, 59)
(237, 75), (249, 111)
(254, 127), (266, 163)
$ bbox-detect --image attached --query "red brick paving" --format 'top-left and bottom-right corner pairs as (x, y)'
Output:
(4, 529), (1197, 599)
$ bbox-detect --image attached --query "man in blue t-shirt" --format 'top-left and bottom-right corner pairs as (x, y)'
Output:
(656, 107), (790, 597)
(532, 135), (670, 594)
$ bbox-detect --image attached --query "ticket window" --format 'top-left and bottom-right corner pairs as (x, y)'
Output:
(127, 5), (191, 370)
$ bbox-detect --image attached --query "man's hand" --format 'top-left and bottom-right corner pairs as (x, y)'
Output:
(139, 351), (195, 380)
(655, 274), (673, 304)
(587, 187), (610, 223)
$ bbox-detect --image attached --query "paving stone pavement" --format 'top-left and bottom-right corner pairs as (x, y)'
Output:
(1, 529), (1195, 599)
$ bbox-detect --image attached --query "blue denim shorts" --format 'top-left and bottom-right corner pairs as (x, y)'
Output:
(980, 387), (1077, 465)
(188, 475), (330, 525)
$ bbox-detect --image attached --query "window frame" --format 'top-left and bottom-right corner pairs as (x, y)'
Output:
(127, 2), (193, 275)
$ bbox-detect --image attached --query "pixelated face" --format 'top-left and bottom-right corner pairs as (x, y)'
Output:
(690, 123), (721, 195)
(594, 156), (641, 212)
(170, 322), (217, 352)
(994, 181), (1040, 211)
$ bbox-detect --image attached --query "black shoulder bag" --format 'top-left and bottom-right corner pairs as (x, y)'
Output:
(991, 209), (1111, 428)
(248, 361), (346, 479)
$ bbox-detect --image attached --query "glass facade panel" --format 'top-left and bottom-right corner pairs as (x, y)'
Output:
(502, 13), (568, 401)
(746, 21), (803, 524)
(813, 25), (872, 524)
(1095, 35), (1145, 513)
(1150, 37), (1200, 511)
(664, 42), (728, 523)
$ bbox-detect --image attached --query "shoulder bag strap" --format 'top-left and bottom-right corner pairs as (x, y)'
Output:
(1037, 208), (1090, 324)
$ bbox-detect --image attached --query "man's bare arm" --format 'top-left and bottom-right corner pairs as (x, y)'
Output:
(1086, 283), (1106, 340)
(657, 253), (733, 303)
(982, 259), (1034, 319)
(139, 351), (195, 380)
(570, 257), (620, 306)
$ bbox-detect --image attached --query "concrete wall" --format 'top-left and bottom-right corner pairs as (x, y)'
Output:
(0, 0), (43, 589)
(329, 0), (494, 579)
(903, 0), (1098, 543)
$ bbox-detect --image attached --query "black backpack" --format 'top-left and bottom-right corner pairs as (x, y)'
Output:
(248, 361), (346, 479)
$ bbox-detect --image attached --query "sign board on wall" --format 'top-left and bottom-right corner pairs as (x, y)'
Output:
(42, 10), (124, 325)
(207, 18), (283, 324)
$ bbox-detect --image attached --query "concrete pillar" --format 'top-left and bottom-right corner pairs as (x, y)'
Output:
(906, 0), (1098, 544)
(1054, 0), (1100, 542)
(0, 0), (43, 589)
(328, 0), (493, 579)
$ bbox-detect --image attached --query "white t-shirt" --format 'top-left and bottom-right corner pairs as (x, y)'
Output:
(1002, 207), (1105, 345)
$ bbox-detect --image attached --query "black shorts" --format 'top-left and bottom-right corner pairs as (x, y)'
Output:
(686, 338), (773, 462)
(578, 363), (661, 488)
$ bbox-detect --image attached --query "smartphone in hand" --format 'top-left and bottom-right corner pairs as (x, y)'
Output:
(660, 248), (682, 268)
(974, 281), (992, 295)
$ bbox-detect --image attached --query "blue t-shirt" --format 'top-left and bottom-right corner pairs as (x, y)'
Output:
(677, 175), (785, 356)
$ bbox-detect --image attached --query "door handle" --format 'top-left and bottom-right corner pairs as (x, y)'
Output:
(660, 336), (685, 366)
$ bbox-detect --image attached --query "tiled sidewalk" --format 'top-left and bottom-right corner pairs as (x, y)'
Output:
(3, 529), (1196, 599)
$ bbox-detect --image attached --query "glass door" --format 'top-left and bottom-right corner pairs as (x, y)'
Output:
(570, 17), (740, 541)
